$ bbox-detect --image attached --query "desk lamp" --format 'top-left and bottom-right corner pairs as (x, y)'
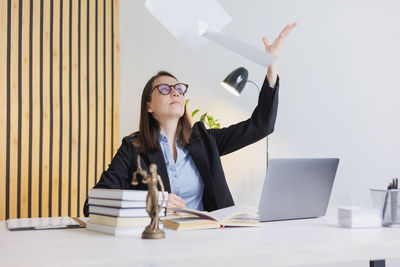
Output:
(221, 67), (261, 95)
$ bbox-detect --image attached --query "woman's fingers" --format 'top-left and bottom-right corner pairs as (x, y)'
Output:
(167, 193), (186, 208)
(171, 197), (185, 207)
(275, 25), (295, 45)
(167, 200), (185, 209)
(264, 22), (298, 56)
(279, 24), (291, 38)
(262, 37), (270, 47)
(279, 22), (298, 39)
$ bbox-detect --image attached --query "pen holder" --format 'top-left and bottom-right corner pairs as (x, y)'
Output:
(370, 189), (400, 226)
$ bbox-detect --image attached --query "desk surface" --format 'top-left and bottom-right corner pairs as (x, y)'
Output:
(1, 212), (400, 266)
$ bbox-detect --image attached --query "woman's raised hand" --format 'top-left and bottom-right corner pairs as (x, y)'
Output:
(263, 22), (297, 87)
(263, 22), (297, 57)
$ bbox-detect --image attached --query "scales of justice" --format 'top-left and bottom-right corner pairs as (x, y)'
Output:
(131, 155), (166, 239)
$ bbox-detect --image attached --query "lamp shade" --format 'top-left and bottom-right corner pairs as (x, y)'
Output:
(221, 67), (248, 96)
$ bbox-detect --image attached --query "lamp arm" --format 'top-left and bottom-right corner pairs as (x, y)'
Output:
(246, 80), (261, 93)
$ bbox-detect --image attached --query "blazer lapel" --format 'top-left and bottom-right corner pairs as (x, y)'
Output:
(186, 139), (215, 201)
(145, 150), (171, 193)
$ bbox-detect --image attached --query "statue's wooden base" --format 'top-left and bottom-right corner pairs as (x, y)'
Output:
(141, 229), (165, 239)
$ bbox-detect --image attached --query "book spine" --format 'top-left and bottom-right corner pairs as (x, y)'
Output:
(88, 205), (166, 217)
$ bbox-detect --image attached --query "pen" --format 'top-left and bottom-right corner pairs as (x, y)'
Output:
(390, 178), (399, 224)
(382, 182), (392, 220)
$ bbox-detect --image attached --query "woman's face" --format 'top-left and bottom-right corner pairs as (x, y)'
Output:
(147, 75), (186, 123)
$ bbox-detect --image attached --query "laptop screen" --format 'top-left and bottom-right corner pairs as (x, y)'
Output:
(258, 158), (339, 222)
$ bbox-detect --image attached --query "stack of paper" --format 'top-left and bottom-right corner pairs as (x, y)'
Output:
(338, 207), (382, 228)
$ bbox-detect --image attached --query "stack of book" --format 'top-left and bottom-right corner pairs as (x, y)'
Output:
(86, 189), (168, 236)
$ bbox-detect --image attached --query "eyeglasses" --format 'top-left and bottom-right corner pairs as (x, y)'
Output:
(151, 83), (189, 96)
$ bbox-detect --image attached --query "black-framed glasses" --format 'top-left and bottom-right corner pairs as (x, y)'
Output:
(151, 83), (189, 96)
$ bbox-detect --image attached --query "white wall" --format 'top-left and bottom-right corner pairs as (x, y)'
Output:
(119, 0), (400, 208)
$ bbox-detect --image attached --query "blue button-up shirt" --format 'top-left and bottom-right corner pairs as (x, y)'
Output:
(158, 132), (204, 210)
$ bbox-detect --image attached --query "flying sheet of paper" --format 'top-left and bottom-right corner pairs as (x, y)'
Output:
(199, 21), (277, 67)
(145, 0), (277, 67)
(145, 0), (232, 51)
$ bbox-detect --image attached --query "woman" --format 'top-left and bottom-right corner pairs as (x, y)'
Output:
(83, 23), (297, 216)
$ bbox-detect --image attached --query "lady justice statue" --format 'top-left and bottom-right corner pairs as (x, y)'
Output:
(131, 156), (166, 239)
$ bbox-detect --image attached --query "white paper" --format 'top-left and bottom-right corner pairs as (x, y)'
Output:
(7, 216), (80, 230)
(145, 0), (276, 66)
(145, 0), (232, 51)
(199, 21), (277, 67)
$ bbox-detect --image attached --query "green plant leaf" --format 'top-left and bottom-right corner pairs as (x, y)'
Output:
(206, 115), (215, 125)
(191, 109), (200, 117)
(185, 103), (222, 129)
(200, 113), (207, 122)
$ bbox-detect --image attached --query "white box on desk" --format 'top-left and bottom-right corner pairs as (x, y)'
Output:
(338, 207), (382, 228)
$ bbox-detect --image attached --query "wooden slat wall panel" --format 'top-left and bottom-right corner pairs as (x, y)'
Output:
(20, 0), (30, 219)
(60, 0), (70, 217)
(31, 0), (40, 218)
(70, 0), (79, 216)
(88, 0), (96, 193)
(0, 0), (8, 221)
(41, 0), (51, 218)
(113, 0), (119, 157)
(97, 0), (105, 188)
(9, 0), (20, 220)
(105, 0), (112, 174)
(78, 0), (88, 218)
(0, 0), (119, 220)
(51, 0), (61, 217)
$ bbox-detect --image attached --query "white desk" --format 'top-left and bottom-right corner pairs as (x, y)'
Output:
(1, 213), (400, 266)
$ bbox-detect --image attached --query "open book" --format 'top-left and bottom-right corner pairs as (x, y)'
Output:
(162, 205), (260, 230)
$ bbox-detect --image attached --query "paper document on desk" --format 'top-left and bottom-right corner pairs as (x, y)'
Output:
(7, 216), (86, 231)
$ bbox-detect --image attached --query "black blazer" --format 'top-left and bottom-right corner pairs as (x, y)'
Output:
(83, 76), (279, 216)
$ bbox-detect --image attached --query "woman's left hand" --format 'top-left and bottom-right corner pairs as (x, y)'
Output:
(263, 22), (297, 57)
(263, 22), (297, 87)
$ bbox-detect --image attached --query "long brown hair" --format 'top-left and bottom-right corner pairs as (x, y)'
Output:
(132, 71), (194, 152)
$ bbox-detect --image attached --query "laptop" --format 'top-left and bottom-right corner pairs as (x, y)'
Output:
(258, 158), (339, 222)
